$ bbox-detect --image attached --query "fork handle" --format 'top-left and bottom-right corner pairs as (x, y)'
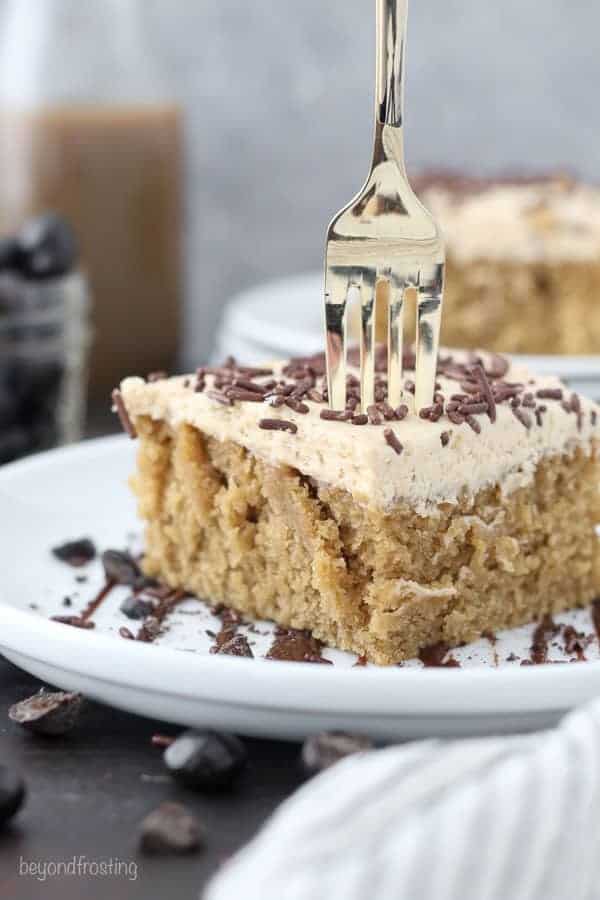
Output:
(376, 0), (408, 128)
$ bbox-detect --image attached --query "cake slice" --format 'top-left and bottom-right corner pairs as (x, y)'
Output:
(115, 348), (600, 664)
(374, 174), (600, 355)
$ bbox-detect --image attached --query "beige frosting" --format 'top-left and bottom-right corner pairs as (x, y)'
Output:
(421, 180), (600, 263)
(119, 351), (599, 516)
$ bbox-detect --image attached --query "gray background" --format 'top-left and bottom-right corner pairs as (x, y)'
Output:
(4, 0), (600, 365)
(163, 0), (600, 366)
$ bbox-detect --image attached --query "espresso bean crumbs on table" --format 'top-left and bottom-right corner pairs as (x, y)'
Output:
(9, 689), (84, 736)
(163, 730), (248, 791)
(111, 389), (137, 439)
(258, 419), (298, 434)
(52, 538), (96, 567)
(301, 732), (374, 777)
(0, 766), (26, 826)
(441, 431), (450, 447)
(384, 429), (403, 455)
(139, 802), (204, 855)
(119, 626), (135, 640)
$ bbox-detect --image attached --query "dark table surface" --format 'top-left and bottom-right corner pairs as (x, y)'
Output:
(0, 655), (305, 899)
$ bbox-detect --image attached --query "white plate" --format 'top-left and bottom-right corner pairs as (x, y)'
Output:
(1, 436), (600, 741)
(215, 272), (600, 398)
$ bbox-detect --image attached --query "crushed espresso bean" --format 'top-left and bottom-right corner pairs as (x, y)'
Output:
(258, 418), (298, 434)
(384, 428), (403, 455)
(163, 730), (248, 790)
(102, 549), (141, 586)
(52, 538), (96, 568)
(9, 689), (84, 736)
(139, 802), (204, 855)
(119, 626), (135, 640)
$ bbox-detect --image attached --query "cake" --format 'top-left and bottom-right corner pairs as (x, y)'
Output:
(373, 174), (600, 355)
(114, 348), (600, 665)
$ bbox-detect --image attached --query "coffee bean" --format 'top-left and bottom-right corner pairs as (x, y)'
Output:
(8, 689), (84, 737)
(0, 766), (26, 825)
(139, 802), (203, 855)
(164, 730), (248, 790)
(0, 237), (21, 273)
(301, 731), (374, 776)
(52, 538), (96, 568)
(120, 594), (154, 620)
(101, 549), (141, 585)
(17, 214), (78, 280)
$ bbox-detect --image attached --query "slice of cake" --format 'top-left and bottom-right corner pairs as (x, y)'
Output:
(114, 348), (600, 664)
(374, 174), (600, 355)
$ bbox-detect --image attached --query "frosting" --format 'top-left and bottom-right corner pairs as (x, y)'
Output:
(420, 179), (600, 263)
(119, 350), (599, 516)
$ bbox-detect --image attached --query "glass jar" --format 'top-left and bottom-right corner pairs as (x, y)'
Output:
(0, 226), (90, 464)
(0, 0), (182, 405)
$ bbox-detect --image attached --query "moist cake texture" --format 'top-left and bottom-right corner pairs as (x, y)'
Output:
(375, 174), (600, 355)
(116, 349), (600, 664)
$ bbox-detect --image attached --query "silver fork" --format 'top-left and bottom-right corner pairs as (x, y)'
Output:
(324, 0), (445, 414)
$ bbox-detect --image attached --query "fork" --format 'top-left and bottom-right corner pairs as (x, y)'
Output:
(324, 0), (445, 414)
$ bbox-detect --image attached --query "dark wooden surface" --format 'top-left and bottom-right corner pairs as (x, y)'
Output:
(0, 656), (305, 899)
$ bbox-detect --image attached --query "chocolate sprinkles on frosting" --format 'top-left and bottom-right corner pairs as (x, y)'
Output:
(259, 419), (298, 434)
(384, 429), (403, 456)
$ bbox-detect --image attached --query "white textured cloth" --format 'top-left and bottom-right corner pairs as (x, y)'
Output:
(205, 700), (600, 900)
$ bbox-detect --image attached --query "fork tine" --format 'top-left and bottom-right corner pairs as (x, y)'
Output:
(358, 268), (377, 411)
(414, 263), (445, 412)
(386, 273), (405, 408)
(324, 268), (349, 410)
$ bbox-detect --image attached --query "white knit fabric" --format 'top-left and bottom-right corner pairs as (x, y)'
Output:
(205, 700), (600, 900)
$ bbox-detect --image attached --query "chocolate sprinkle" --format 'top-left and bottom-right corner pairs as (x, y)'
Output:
(206, 389), (233, 407)
(512, 407), (532, 430)
(258, 418), (298, 434)
(384, 429), (403, 455)
(111, 389), (137, 439)
(441, 431), (450, 447)
(536, 388), (563, 400)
